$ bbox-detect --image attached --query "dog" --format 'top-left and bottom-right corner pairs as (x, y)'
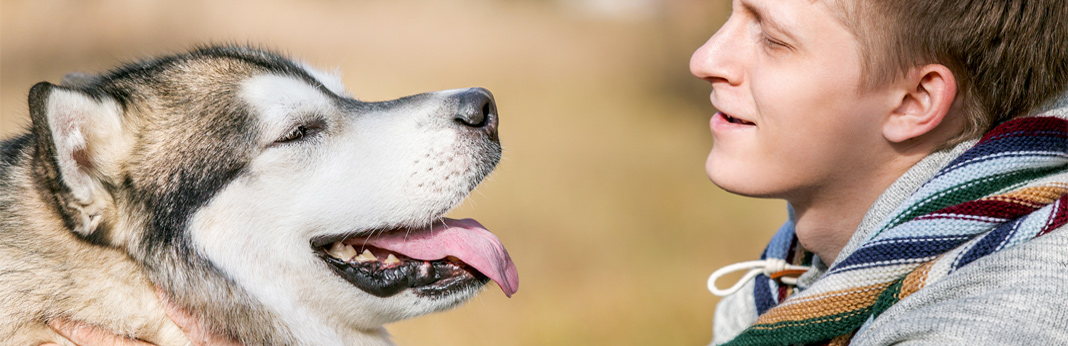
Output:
(0, 45), (518, 346)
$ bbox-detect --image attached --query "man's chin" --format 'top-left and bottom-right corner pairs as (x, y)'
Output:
(706, 156), (779, 198)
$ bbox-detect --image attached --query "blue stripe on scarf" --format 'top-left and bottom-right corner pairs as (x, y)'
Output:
(761, 214), (797, 261)
(754, 274), (776, 314)
(754, 208), (798, 314)
(931, 132), (1066, 180)
(831, 236), (965, 273)
(954, 218), (1025, 268)
(953, 201), (1059, 270)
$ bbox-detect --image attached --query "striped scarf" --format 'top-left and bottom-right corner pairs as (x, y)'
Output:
(726, 116), (1068, 346)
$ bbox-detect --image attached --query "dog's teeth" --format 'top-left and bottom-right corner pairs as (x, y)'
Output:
(355, 249), (377, 263)
(328, 242), (358, 261)
(384, 254), (400, 265)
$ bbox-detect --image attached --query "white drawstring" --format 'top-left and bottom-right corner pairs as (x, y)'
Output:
(707, 259), (811, 297)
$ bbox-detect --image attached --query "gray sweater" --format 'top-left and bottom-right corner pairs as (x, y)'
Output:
(711, 95), (1068, 346)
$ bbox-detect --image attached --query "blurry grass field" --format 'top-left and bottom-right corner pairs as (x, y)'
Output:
(0, 1), (785, 344)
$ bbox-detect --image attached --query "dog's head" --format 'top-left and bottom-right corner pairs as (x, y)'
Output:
(27, 45), (517, 345)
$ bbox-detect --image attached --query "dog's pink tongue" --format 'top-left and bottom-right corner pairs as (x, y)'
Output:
(365, 218), (518, 297)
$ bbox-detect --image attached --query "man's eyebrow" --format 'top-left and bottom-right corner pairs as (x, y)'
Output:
(739, 0), (798, 42)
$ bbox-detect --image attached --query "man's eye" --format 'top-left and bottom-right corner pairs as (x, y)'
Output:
(761, 33), (789, 50)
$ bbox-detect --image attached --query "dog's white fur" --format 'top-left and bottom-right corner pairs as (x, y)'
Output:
(0, 46), (502, 346)
(193, 75), (485, 343)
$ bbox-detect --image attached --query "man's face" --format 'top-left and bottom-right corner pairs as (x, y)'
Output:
(691, 0), (896, 203)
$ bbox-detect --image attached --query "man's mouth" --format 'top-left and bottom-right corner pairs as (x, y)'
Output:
(721, 112), (755, 125)
(316, 218), (519, 299)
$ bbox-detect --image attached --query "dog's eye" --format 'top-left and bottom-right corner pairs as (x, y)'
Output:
(276, 124), (321, 144)
(273, 119), (326, 146)
(278, 126), (307, 143)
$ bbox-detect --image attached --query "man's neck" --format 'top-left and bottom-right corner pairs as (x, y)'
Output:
(792, 197), (876, 266)
(789, 106), (970, 266)
(791, 155), (926, 266)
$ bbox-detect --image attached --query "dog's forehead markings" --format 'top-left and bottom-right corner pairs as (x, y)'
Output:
(2, 45), (507, 346)
(297, 61), (350, 98)
(241, 74), (336, 133)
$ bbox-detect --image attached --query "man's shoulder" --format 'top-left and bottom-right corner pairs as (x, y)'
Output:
(852, 224), (1068, 345)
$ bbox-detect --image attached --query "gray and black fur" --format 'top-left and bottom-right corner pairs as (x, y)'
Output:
(0, 45), (503, 345)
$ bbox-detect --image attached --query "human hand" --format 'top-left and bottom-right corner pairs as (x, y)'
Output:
(43, 289), (240, 346)
(42, 318), (154, 346)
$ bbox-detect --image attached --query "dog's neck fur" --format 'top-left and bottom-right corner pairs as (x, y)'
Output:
(2, 45), (498, 345)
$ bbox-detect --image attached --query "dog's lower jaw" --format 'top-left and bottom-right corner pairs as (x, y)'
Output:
(267, 311), (396, 346)
(337, 327), (395, 346)
(270, 284), (486, 346)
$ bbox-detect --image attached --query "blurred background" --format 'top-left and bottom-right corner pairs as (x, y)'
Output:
(0, 1), (785, 344)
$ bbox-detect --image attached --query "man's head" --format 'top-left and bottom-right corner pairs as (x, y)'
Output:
(691, 0), (1067, 201)
(827, 0), (1068, 142)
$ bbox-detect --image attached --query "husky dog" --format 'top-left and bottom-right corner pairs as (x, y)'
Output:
(0, 45), (518, 346)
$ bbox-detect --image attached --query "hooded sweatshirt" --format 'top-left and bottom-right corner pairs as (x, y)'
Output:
(711, 93), (1068, 346)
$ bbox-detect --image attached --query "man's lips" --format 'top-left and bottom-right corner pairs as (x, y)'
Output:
(716, 111), (755, 125)
(710, 111), (756, 133)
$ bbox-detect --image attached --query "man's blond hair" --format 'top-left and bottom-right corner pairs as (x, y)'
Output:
(830, 0), (1068, 144)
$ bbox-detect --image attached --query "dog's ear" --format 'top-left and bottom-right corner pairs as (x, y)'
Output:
(28, 81), (128, 238)
(60, 72), (100, 89)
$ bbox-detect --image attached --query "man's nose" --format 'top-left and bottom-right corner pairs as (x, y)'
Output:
(690, 18), (745, 86)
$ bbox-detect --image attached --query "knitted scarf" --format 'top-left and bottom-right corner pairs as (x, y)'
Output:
(726, 115), (1068, 346)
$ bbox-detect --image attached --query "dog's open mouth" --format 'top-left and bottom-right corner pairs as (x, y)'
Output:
(317, 218), (518, 299)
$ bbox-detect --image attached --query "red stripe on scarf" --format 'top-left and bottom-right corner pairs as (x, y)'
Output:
(979, 117), (1068, 144)
(917, 198), (1042, 221)
(1038, 195), (1068, 236)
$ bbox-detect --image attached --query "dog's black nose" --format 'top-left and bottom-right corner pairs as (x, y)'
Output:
(453, 88), (498, 140)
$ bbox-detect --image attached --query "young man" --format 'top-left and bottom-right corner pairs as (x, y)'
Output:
(693, 0), (1068, 345)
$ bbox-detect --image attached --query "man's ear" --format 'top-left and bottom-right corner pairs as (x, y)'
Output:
(883, 64), (958, 143)
(28, 82), (127, 238)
